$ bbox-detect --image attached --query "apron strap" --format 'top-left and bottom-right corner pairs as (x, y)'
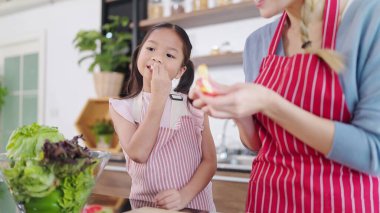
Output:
(268, 12), (288, 55)
(267, 0), (340, 55)
(132, 91), (188, 129)
(322, 0), (340, 49)
(132, 92), (143, 125)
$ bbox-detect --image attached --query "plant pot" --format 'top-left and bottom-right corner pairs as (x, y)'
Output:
(96, 134), (113, 149)
(93, 72), (124, 98)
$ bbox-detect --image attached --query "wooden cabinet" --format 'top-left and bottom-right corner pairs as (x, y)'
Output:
(213, 170), (250, 213)
(92, 163), (131, 198)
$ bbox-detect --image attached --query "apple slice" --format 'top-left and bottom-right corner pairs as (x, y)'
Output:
(196, 64), (217, 96)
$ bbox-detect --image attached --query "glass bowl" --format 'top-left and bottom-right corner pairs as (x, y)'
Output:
(0, 151), (110, 213)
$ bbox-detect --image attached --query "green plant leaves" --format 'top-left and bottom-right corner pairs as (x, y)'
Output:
(0, 83), (7, 111)
(73, 16), (132, 72)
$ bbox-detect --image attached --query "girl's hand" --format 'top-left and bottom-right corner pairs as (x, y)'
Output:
(154, 189), (189, 210)
(191, 81), (273, 119)
(151, 62), (172, 100)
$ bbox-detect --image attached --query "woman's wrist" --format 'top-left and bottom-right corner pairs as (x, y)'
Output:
(261, 88), (281, 118)
(233, 116), (253, 126)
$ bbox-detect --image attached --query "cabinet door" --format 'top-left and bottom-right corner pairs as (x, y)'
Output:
(212, 171), (250, 213)
(0, 52), (41, 152)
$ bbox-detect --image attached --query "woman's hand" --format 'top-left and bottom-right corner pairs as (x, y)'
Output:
(154, 189), (189, 211)
(151, 62), (172, 100)
(190, 80), (273, 119)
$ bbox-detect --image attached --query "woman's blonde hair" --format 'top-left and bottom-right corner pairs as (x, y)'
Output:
(300, 0), (345, 72)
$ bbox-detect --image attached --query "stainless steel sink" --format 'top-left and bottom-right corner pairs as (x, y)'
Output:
(217, 154), (255, 172)
(215, 119), (257, 172)
(218, 154), (254, 165)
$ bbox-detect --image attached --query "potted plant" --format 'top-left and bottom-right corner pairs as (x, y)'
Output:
(73, 16), (132, 98)
(90, 119), (115, 149)
(0, 83), (7, 111)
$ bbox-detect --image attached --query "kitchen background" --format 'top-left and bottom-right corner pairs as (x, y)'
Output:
(0, 0), (276, 152)
(0, 0), (282, 212)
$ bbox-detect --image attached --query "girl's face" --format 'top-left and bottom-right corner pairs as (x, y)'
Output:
(254, 0), (299, 18)
(137, 28), (186, 81)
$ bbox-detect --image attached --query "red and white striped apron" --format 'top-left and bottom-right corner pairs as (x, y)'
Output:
(127, 92), (215, 212)
(247, 1), (380, 212)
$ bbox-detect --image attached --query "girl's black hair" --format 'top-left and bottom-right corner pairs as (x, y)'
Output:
(123, 23), (194, 99)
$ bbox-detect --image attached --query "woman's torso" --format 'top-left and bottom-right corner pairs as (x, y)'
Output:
(245, 0), (380, 212)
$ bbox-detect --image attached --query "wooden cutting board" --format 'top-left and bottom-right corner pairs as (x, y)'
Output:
(125, 207), (179, 213)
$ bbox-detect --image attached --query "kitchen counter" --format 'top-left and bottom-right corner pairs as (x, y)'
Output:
(104, 161), (251, 183)
(93, 161), (250, 212)
(87, 193), (206, 212)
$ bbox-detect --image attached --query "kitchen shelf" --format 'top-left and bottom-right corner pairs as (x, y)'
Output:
(136, 1), (259, 30)
(75, 98), (121, 153)
(192, 52), (243, 67)
(105, 0), (120, 3)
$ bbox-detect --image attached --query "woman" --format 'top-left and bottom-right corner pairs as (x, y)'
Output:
(190, 0), (380, 212)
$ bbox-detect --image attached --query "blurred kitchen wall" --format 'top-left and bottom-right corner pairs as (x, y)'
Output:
(0, 0), (101, 138)
(0, 0), (276, 149)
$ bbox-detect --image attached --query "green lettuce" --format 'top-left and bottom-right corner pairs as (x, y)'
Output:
(3, 160), (56, 201)
(59, 165), (96, 212)
(6, 123), (65, 159)
(1, 123), (99, 213)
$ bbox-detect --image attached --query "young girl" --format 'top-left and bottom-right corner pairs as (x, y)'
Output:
(191, 0), (380, 212)
(109, 23), (216, 212)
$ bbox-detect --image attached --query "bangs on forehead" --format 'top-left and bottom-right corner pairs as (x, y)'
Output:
(146, 30), (183, 53)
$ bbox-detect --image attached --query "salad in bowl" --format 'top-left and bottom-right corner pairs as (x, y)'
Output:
(0, 123), (110, 213)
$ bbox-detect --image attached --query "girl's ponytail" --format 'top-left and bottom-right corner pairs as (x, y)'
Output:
(124, 45), (143, 99)
(174, 60), (195, 95)
(300, 0), (345, 72)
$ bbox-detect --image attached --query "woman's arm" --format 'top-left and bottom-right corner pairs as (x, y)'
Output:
(109, 96), (166, 163)
(154, 115), (217, 210)
(196, 81), (380, 175)
(263, 91), (335, 155)
(233, 116), (261, 151)
(194, 83), (336, 155)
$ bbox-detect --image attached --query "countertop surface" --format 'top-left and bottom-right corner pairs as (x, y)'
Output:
(87, 193), (206, 213)
(105, 161), (251, 183)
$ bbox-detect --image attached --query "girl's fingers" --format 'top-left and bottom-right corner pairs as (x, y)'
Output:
(154, 190), (173, 203)
(152, 62), (160, 78)
(158, 195), (177, 207)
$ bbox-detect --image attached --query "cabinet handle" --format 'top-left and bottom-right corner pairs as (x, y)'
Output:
(212, 175), (249, 183)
